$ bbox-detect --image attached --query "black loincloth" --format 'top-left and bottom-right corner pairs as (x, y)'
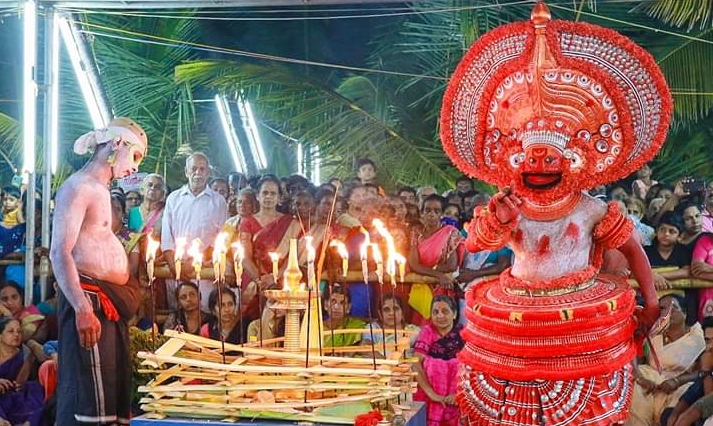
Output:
(56, 275), (138, 425)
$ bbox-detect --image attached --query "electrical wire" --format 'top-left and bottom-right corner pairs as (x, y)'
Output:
(548, 3), (713, 45)
(61, 1), (534, 21)
(77, 21), (449, 80)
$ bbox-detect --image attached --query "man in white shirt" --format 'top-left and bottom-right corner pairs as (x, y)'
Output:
(161, 153), (228, 310)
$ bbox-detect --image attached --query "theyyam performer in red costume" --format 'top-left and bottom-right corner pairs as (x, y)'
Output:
(440, 2), (672, 425)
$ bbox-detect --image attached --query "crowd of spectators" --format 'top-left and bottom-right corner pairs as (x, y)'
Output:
(1, 153), (713, 425)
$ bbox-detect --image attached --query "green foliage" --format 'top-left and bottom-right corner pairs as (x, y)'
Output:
(644, 0), (713, 31)
(0, 1), (712, 190)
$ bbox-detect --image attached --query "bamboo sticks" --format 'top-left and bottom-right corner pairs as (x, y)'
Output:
(137, 330), (417, 423)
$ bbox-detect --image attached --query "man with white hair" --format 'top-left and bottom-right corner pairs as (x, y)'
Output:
(161, 152), (228, 310)
(50, 117), (147, 425)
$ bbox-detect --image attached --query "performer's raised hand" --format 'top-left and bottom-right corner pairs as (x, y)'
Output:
(76, 309), (101, 349)
(489, 187), (521, 224)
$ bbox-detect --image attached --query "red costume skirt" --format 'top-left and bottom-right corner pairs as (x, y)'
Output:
(458, 273), (636, 425)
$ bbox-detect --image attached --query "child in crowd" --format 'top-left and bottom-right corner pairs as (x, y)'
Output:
(1, 187), (22, 227)
(632, 163), (658, 201)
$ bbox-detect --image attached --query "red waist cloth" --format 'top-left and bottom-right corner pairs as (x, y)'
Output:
(80, 281), (120, 322)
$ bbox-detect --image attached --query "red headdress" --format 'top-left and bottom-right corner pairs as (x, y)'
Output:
(440, 2), (672, 203)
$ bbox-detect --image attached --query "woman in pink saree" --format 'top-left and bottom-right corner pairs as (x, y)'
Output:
(408, 195), (463, 325)
(413, 294), (464, 426)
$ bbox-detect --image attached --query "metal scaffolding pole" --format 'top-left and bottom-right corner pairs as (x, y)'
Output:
(39, 8), (58, 301)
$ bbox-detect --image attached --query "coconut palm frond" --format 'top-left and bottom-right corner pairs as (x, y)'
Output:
(643, 0), (713, 31)
(654, 123), (713, 181)
(648, 29), (713, 124)
(0, 112), (21, 180)
(176, 60), (458, 188)
(81, 13), (202, 188)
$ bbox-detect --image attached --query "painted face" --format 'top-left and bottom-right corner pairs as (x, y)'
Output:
(177, 285), (199, 312)
(0, 286), (22, 316)
(521, 145), (563, 190)
(380, 298), (403, 329)
(0, 320), (21, 348)
(111, 137), (146, 178)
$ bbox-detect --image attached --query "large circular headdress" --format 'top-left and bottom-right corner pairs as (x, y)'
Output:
(440, 2), (673, 191)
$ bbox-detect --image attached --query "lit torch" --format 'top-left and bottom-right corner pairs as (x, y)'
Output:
(360, 228), (371, 284)
(187, 238), (203, 282)
(373, 219), (396, 285)
(329, 240), (349, 278)
(231, 242), (244, 284)
(145, 233), (161, 347)
(145, 234), (160, 285)
(394, 252), (406, 283)
(212, 232), (228, 284)
(371, 243), (383, 285)
(269, 252), (280, 284)
(174, 237), (187, 281)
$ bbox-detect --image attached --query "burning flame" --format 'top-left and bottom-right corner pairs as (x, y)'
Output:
(329, 240), (348, 260)
(231, 242), (244, 282)
(212, 232), (228, 282)
(359, 228), (371, 261)
(145, 234), (160, 263)
(372, 219), (397, 282)
(231, 242), (244, 263)
(175, 237), (187, 261)
(304, 235), (316, 263)
(330, 239), (349, 277)
(187, 238), (203, 279)
(393, 252), (406, 283)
